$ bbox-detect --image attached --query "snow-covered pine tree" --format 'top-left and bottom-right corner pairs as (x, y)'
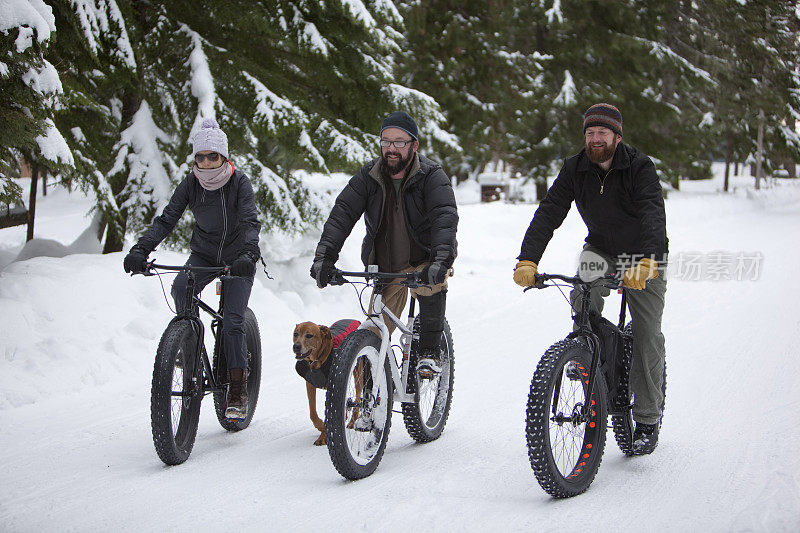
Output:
(50, 0), (448, 253)
(0, 0), (73, 204)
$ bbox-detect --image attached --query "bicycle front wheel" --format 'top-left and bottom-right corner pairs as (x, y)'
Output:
(325, 330), (392, 480)
(151, 320), (203, 465)
(526, 339), (608, 498)
(402, 318), (455, 442)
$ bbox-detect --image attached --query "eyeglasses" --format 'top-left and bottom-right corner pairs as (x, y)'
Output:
(195, 152), (221, 163)
(379, 139), (414, 148)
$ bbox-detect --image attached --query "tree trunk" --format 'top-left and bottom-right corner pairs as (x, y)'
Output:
(42, 171), (47, 196)
(734, 161), (739, 175)
(535, 177), (548, 201)
(755, 108), (765, 190)
(26, 166), (39, 241)
(723, 130), (734, 192)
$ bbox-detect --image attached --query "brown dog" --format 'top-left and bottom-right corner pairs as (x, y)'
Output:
(293, 322), (333, 445)
(294, 319), (362, 445)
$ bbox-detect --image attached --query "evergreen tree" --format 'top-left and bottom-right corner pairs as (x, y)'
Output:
(46, 0), (447, 253)
(0, 0), (73, 204)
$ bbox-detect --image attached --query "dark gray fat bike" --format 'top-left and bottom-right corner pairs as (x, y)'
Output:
(137, 263), (262, 465)
(524, 272), (666, 498)
(323, 266), (455, 480)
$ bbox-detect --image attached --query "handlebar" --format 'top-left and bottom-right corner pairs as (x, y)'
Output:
(332, 268), (427, 288)
(133, 262), (230, 277)
(524, 272), (622, 292)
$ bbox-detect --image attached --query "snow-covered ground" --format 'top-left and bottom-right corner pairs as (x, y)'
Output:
(1, 165), (799, 532)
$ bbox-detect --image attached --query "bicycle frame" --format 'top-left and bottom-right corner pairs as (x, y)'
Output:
(531, 273), (627, 422)
(335, 267), (427, 404)
(145, 263), (230, 396)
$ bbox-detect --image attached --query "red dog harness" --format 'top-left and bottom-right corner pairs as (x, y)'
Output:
(331, 319), (361, 348)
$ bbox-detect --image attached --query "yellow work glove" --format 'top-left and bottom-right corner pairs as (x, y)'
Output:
(513, 260), (538, 287)
(622, 258), (659, 290)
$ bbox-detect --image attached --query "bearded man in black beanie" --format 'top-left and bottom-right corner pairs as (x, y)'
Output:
(513, 103), (669, 455)
(311, 111), (458, 372)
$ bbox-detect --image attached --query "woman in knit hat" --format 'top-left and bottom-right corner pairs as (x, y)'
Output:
(123, 117), (261, 420)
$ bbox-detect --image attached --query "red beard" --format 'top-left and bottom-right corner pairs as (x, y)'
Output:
(585, 140), (617, 165)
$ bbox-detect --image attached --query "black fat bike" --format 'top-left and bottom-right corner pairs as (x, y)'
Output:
(524, 272), (666, 498)
(137, 262), (262, 465)
(324, 267), (455, 480)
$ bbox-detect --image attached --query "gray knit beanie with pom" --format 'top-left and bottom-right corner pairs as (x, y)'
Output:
(192, 118), (229, 159)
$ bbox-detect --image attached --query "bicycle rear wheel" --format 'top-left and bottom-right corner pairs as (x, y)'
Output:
(402, 318), (455, 442)
(325, 330), (392, 480)
(526, 339), (607, 498)
(151, 320), (203, 465)
(611, 323), (667, 455)
(213, 308), (262, 431)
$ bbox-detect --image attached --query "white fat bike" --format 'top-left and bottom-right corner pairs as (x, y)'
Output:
(324, 266), (455, 480)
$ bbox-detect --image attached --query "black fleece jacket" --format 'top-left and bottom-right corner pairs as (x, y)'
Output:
(519, 143), (668, 263)
(134, 167), (261, 265)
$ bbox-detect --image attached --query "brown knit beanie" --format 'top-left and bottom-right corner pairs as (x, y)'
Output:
(583, 103), (623, 136)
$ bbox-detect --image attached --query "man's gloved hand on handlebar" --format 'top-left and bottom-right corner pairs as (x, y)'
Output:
(513, 259), (538, 287)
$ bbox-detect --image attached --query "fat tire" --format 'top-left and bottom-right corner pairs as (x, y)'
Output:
(611, 323), (667, 456)
(401, 318), (455, 442)
(325, 329), (392, 480)
(151, 320), (202, 465)
(526, 339), (608, 498)
(213, 308), (262, 431)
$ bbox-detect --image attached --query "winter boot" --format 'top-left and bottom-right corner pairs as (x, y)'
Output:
(631, 421), (659, 455)
(225, 368), (249, 420)
(416, 345), (443, 380)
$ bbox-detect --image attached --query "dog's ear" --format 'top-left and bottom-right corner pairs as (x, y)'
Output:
(319, 325), (332, 340)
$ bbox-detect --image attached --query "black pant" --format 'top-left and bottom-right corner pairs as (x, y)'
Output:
(171, 253), (254, 370)
(417, 290), (447, 350)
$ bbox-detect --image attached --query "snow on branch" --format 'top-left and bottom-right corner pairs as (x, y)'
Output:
(179, 24), (219, 137)
(316, 120), (372, 167)
(243, 71), (308, 132)
(35, 118), (74, 166)
(0, 0), (55, 51)
(630, 34), (714, 84)
(553, 70), (576, 106)
(69, 0), (136, 70)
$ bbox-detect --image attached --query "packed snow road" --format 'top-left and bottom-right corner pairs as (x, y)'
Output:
(1, 174), (799, 532)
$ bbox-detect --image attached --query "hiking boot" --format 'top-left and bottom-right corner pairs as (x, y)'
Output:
(225, 368), (249, 420)
(631, 422), (659, 455)
(416, 346), (443, 380)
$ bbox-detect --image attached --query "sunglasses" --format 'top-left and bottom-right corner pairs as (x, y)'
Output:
(195, 152), (221, 163)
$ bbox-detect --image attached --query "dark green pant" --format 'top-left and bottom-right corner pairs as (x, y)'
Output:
(570, 245), (667, 425)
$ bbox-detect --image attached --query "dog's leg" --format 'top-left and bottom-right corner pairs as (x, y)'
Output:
(307, 381), (326, 445)
(347, 358), (364, 429)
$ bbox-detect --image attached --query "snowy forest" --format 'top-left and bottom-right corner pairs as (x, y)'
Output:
(2, 0), (799, 252)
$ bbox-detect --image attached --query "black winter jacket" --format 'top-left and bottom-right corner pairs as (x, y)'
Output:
(135, 166), (261, 265)
(315, 154), (458, 269)
(519, 143), (668, 263)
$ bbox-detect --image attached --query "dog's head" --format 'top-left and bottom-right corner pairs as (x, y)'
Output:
(293, 322), (333, 369)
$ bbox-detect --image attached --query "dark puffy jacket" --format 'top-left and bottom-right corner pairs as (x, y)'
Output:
(134, 166), (261, 264)
(315, 154), (458, 269)
(519, 142), (668, 263)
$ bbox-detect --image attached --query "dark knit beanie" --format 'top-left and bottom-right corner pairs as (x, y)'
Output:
(583, 103), (623, 136)
(380, 111), (418, 140)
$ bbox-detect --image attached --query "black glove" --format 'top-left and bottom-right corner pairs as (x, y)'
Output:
(230, 254), (256, 277)
(310, 258), (335, 288)
(420, 261), (448, 286)
(123, 247), (148, 274)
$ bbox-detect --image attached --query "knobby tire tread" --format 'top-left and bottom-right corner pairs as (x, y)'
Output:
(526, 339), (607, 498)
(325, 330), (392, 480)
(151, 320), (202, 465)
